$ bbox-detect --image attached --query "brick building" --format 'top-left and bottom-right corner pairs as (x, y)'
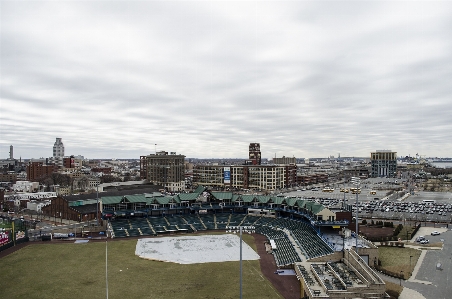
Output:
(140, 151), (186, 192)
(26, 162), (57, 181)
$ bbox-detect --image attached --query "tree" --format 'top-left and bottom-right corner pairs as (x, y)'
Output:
(100, 175), (121, 184)
(77, 176), (89, 191)
(39, 177), (54, 191)
(38, 173), (72, 189)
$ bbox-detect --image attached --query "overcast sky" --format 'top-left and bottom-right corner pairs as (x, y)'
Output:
(1, 1), (451, 160)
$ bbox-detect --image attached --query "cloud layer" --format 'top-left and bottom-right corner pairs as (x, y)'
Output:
(1, 1), (451, 159)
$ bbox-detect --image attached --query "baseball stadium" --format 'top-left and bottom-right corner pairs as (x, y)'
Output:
(0, 186), (386, 299)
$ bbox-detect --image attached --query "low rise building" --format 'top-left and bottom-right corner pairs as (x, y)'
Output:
(0, 172), (18, 183)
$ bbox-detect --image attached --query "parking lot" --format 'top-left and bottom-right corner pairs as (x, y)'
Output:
(284, 188), (452, 224)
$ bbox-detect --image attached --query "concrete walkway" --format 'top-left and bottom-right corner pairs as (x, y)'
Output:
(397, 248), (429, 299)
(407, 250), (432, 285)
(399, 287), (427, 299)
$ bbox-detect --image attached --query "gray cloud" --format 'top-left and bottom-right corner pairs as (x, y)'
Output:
(1, 1), (451, 159)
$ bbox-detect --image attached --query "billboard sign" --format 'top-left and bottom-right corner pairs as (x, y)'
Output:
(16, 230), (26, 240)
(0, 231), (9, 246)
(224, 167), (231, 184)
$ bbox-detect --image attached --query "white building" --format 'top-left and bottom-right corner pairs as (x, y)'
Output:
(12, 181), (39, 192)
(53, 138), (64, 158)
(27, 200), (51, 212)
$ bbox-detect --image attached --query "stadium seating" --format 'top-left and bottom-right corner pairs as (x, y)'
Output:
(215, 214), (229, 229)
(108, 212), (335, 265)
(181, 214), (207, 231)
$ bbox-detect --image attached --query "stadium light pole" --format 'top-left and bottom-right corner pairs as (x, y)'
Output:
(226, 225), (255, 299)
(96, 180), (100, 227)
(240, 226), (242, 299)
(343, 173), (346, 203)
(106, 239), (109, 299)
(351, 177), (360, 255)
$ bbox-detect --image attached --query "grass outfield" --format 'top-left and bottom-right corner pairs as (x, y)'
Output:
(0, 234), (283, 299)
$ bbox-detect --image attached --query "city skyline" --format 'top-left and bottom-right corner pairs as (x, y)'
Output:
(1, 1), (451, 159)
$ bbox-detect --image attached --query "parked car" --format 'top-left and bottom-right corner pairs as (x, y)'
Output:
(431, 231), (440, 236)
(420, 239), (430, 244)
(416, 236), (425, 242)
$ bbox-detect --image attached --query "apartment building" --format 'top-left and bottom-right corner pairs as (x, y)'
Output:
(193, 164), (297, 190)
(26, 162), (57, 181)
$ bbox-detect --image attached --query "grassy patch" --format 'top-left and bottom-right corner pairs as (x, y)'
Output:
(0, 235), (281, 299)
(378, 247), (421, 279)
(384, 280), (403, 299)
(396, 225), (415, 242)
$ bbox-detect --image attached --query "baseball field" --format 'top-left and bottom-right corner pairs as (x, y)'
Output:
(0, 234), (283, 299)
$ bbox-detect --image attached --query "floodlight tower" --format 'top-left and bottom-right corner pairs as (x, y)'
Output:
(227, 225), (255, 299)
(351, 176), (360, 255)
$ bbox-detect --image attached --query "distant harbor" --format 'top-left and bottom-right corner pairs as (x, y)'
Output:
(429, 161), (452, 169)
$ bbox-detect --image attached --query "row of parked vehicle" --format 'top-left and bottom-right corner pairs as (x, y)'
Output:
(353, 200), (451, 216)
(415, 231), (441, 244)
(415, 236), (430, 244)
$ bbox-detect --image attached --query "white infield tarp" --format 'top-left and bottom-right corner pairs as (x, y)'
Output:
(135, 234), (260, 264)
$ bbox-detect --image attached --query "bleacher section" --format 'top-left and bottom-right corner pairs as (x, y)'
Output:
(165, 215), (193, 233)
(215, 214), (230, 229)
(109, 213), (335, 266)
(255, 225), (302, 267)
(256, 217), (334, 259)
(291, 223), (334, 259)
(202, 214), (216, 230)
(148, 217), (170, 234)
(181, 214), (207, 231)
(229, 214), (247, 226)
(110, 219), (130, 238)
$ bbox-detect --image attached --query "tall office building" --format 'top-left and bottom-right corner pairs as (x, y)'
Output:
(51, 138), (65, 168)
(371, 150), (397, 177)
(140, 151), (186, 192)
(53, 138), (64, 157)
